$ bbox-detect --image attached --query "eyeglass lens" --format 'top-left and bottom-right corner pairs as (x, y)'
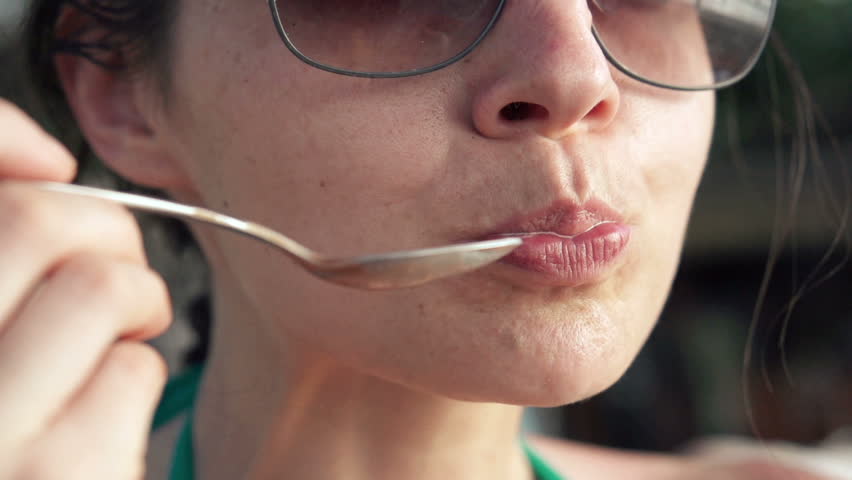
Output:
(272, 0), (775, 88)
(276, 0), (502, 73)
(591, 0), (775, 89)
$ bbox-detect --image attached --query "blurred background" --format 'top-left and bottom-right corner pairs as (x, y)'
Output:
(2, 0), (851, 463)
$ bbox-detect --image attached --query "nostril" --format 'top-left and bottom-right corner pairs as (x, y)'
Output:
(499, 102), (549, 122)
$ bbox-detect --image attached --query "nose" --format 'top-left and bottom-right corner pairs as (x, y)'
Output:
(469, 0), (620, 140)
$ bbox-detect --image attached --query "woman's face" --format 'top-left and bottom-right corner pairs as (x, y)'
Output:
(152, 0), (714, 405)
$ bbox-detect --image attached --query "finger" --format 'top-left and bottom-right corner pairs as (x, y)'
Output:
(0, 182), (147, 324)
(0, 253), (171, 449)
(728, 459), (835, 480)
(0, 98), (77, 181)
(16, 342), (167, 480)
(691, 459), (836, 480)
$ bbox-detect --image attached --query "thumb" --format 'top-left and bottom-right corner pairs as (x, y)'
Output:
(0, 98), (77, 182)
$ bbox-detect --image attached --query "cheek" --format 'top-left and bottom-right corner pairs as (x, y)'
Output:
(184, 76), (463, 255)
(590, 87), (715, 365)
(617, 83), (714, 235)
(637, 88), (714, 303)
(167, 4), (461, 256)
(645, 92), (714, 227)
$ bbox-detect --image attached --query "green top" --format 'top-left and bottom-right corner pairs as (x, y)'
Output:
(152, 366), (566, 480)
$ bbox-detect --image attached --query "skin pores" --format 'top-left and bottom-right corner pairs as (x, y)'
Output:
(147, 0), (715, 407)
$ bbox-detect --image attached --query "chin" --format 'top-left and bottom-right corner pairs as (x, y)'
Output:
(489, 351), (635, 407)
(418, 356), (634, 407)
(520, 356), (634, 408)
(395, 313), (642, 408)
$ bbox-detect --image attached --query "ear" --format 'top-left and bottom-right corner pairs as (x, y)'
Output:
(54, 23), (188, 189)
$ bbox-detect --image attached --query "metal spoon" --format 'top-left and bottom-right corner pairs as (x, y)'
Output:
(30, 182), (520, 290)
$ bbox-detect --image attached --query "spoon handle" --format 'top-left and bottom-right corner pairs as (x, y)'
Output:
(28, 182), (318, 263)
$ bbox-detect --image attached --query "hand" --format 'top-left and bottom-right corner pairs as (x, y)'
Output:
(0, 98), (172, 479)
(680, 456), (838, 480)
(680, 435), (844, 480)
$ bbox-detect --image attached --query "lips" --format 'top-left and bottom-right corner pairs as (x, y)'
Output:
(484, 199), (632, 287)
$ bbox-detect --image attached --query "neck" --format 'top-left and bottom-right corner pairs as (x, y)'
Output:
(191, 277), (535, 480)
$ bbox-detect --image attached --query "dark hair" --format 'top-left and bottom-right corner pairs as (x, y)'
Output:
(24, 0), (212, 367)
(734, 34), (852, 444)
(26, 0), (178, 120)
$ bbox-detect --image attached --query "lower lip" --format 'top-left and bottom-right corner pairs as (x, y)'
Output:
(492, 223), (632, 287)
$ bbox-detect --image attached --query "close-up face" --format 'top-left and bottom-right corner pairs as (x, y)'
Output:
(136, 0), (720, 407)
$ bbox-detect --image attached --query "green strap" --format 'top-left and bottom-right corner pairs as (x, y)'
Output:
(170, 412), (196, 480)
(150, 365), (202, 480)
(151, 365), (203, 431)
(522, 441), (565, 480)
(153, 366), (566, 480)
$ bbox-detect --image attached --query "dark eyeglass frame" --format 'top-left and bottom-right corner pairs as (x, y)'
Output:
(267, 0), (777, 91)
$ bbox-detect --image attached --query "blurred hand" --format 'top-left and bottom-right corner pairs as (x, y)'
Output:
(0, 98), (171, 479)
(679, 458), (838, 480)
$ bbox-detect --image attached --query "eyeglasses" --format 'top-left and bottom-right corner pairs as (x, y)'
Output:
(267, 0), (777, 91)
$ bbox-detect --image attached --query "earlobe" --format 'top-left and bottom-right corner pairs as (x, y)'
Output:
(54, 48), (189, 190)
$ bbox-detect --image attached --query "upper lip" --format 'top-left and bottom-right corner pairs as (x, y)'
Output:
(487, 197), (626, 237)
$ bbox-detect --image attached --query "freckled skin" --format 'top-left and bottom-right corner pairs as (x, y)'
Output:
(149, 0), (714, 407)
